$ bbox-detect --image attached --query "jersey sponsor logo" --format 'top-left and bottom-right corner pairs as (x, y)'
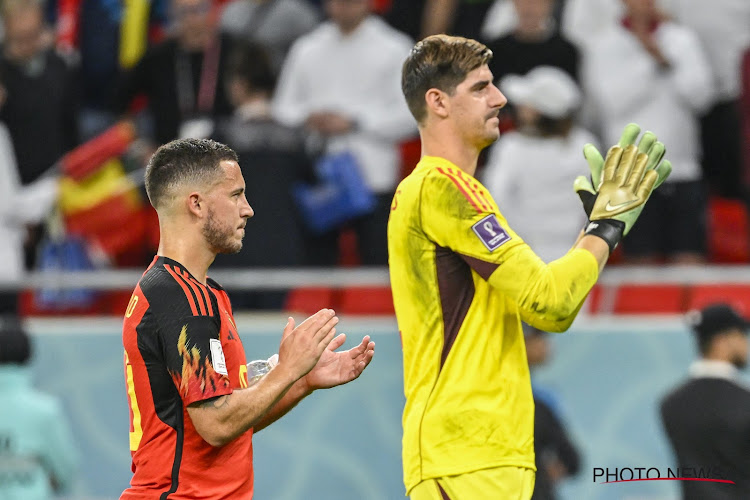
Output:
(210, 338), (229, 376)
(472, 214), (510, 251)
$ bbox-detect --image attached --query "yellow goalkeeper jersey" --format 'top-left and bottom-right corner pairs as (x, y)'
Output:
(388, 156), (599, 494)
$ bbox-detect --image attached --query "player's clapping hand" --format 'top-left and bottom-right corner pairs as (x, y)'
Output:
(588, 140), (670, 234)
(571, 123), (672, 252)
(276, 309), (339, 381)
(304, 334), (376, 390)
(574, 123), (671, 231)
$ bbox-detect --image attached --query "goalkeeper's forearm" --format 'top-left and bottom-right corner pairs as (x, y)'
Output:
(573, 233), (611, 272)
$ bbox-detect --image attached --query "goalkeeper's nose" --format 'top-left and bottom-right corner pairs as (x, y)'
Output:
(490, 83), (507, 110)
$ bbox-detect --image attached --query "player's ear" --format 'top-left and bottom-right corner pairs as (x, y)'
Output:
(187, 192), (205, 218)
(425, 88), (449, 119)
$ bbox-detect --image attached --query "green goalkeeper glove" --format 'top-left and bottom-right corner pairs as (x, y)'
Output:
(581, 140), (672, 252)
(574, 123), (639, 216)
(574, 123), (669, 218)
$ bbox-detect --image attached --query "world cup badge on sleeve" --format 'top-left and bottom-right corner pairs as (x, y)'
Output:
(472, 214), (511, 252)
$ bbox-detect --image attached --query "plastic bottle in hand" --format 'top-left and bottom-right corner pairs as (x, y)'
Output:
(246, 354), (279, 386)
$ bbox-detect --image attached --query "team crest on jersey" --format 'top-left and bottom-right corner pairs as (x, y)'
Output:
(472, 214), (510, 252)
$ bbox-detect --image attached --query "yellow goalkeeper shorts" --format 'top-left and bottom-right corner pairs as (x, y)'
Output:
(410, 466), (535, 500)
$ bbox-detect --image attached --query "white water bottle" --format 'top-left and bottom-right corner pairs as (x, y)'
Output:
(246, 354), (279, 386)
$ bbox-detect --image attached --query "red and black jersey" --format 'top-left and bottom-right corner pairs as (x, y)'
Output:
(121, 256), (253, 499)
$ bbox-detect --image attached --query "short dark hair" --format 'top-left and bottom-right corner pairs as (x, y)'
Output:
(226, 39), (276, 95)
(145, 138), (239, 209)
(401, 34), (493, 124)
(688, 303), (750, 355)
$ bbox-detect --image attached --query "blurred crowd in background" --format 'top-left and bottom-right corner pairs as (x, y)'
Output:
(0, 2), (747, 498)
(0, 0), (748, 314)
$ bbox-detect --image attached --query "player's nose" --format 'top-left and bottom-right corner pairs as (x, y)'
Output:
(241, 196), (254, 218)
(491, 84), (507, 109)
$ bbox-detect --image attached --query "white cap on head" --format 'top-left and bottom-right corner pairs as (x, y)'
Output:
(500, 66), (582, 118)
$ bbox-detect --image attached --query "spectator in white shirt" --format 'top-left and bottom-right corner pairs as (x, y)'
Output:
(582, 0), (714, 264)
(560, 0), (624, 49)
(219, 0), (321, 72)
(482, 67), (595, 262)
(0, 123), (57, 313)
(273, 0), (416, 265)
(663, 0), (750, 199)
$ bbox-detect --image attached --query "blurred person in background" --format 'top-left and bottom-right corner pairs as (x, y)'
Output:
(0, 316), (78, 499)
(524, 326), (580, 500)
(0, 122), (58, 314)
(664, 0), (750, 200)
(485, 0), (579, 84)
(219, 0), (321, 72)
(121, 138), (375, 498)
(660, 303), (750, 499)
(273, 0), (415, 265)
(115, 0), (235, 147)
(482, 66), (596, 262)
(482, 0), (579, 138)
(743, 48), (750, 189)
(582, 0), (714, 264)
(385, 0), (499, 42)
(559, 0), (623, 48)
(480, 0), (566, 42)
(0, 0), (79, 269)
(383, 0), (425, 41)
(0, 0), (79, 187)
(391, 34), (670, 499)
(48, 0), (170, 139)
(212, 40), (312, 309)
(420, 0), (496, 41)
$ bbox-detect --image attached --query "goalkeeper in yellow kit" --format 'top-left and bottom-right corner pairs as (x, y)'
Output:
(388, 34), (672, 499)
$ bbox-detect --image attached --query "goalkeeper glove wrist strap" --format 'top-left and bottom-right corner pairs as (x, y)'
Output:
(584, 219), (625, 254)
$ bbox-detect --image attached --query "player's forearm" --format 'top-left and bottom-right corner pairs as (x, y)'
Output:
(523, 294), (588, 333)
(489, 245), (599, 324)
(574, 234), (610, 272)
(252, 378), (313, 433)
(187, 365), (299, 447)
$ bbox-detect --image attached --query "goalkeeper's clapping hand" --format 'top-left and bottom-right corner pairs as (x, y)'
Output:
(573, 123), (672, 253)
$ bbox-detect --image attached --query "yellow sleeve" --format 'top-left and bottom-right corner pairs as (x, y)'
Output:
(421, 168), (599, 331)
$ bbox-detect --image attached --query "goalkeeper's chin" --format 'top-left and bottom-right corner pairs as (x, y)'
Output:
(488, 113), (502, 132)
(480, 121), (501, 148)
